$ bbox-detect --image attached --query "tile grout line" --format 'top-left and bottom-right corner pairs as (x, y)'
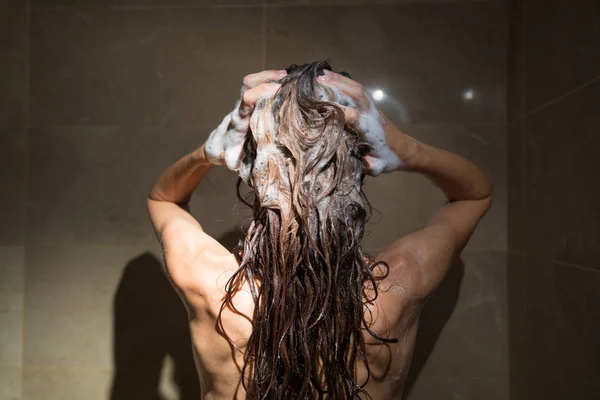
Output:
(22, 0), (32, 396)
(517, 0), (600, 278)
(521, 0), (528, 261)
(262, 0), (267, 70)
(506, 250), (600, 274)
(26, 122), (509, 130)
(527, 75), (600, 116)
(544, 259), (600, 274)
(519, 0), (529, 339)
(30, 0), (495, 11)
(33, 5), (264, 10)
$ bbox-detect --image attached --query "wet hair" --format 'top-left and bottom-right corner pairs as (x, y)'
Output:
(216, 61), (399, 399)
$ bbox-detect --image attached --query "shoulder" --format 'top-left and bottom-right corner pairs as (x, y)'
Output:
(160, 220), (234, 305)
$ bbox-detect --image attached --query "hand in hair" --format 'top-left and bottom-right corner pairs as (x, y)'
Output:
(204, 69), (286, 170)
(317, 69), (416, 175)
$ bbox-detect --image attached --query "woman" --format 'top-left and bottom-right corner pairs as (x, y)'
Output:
(147, 61), (493, 399)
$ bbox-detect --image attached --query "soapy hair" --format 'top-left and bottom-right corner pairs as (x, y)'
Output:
(216, 61), (399, 399)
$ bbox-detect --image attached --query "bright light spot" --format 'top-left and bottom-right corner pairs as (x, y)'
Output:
(372, 89), (385, 101)
(463, 89), (475, 101)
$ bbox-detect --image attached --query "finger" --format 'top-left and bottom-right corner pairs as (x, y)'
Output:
(204, 112), (233, 165)
(326, 69), (361, 88)
(240, 82), (281, 116)
(230, 83), (280, 135)
(339, 104), (360, 125)
(242, 70), (287, 91)
(362, 155), (374, 176)
(224, 142), (246, 171)
(317, 70), (369, 109)
(320, 69), (362, 92)
(364, 155), (387, 177)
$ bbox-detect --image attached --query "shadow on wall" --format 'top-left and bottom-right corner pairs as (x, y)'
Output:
(110, 251), (201, 400)
(109, 229), (244, 400)
(404, 258), (465, 399)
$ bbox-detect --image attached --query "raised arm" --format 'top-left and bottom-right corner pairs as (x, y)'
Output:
(374, 112), (493, 300)
(146, 70), (285, 290)
(317, 70), (493, 303)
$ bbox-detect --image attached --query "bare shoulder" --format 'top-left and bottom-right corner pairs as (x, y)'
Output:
(365, 251), (422, 332)
(159, 220), (236, 308)
(370, 196), (493, 328)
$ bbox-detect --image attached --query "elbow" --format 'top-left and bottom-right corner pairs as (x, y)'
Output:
(477, 173), (494, 207)
(473, 171), (494, 201)
(148, 188), (168, 202)
(477, 183), (494, 216)
(146, 195), (157, 210)
(481, 193), (493, 213)
(484, 172), (495, 199)
(482, 178), (494, 210)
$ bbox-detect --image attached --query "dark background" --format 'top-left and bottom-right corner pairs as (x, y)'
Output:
(0, 0), (597, 399)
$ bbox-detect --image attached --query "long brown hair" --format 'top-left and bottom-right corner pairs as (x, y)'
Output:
(217, 61), (398, 399)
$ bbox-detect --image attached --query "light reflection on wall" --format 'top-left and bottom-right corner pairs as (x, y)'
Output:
(372, 89), (385, 101)
(463, 88), (476, 101)
(368, 87), (411, 124)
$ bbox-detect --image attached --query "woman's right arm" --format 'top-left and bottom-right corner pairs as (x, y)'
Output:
(375, 112), (493, 300)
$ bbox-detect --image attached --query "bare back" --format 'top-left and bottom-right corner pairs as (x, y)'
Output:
(150, 180), (492, 399)
(179, 249), (422, 400)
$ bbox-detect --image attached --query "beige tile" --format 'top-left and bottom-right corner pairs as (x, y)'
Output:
(361, 166), (444, 254)
(266, 3), (507, 124)
(30, 7), (262, 127)
(416, 125), (506, 252)
(0, 247), (24, 367)
(0, 366), (21, 400)
(517, 258), (600, 400)
(24, 246), (201, 398)
(22, 362), (199, 400)
(407, 252), (508, 382)
(33, 0), (259, 5)
(362, 124), (506, 254)
(28, 126), (247, 245)
(525, 0), (600, 110)
(407, 375), (508, 400)
(23, 366), (110, 400)
(0, 129), (27, 246)
(24, 245), (166, 367)
(189, 166), (252, 250)
(0, 2), (27, 128)
(525, 81), (600, 270)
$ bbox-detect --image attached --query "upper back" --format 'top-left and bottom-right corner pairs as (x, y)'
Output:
(182, 251), (423, 400)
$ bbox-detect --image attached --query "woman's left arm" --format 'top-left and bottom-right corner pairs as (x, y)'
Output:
(146, 70), (284, 289)
(147, 143), (212, 235)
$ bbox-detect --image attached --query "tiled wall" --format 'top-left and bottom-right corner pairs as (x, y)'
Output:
(507, 0), (600, 398)
(0, 0), (508, 399)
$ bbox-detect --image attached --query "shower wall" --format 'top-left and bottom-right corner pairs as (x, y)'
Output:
(1, 0), (508, 399)
(507, 0), (600, 398)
